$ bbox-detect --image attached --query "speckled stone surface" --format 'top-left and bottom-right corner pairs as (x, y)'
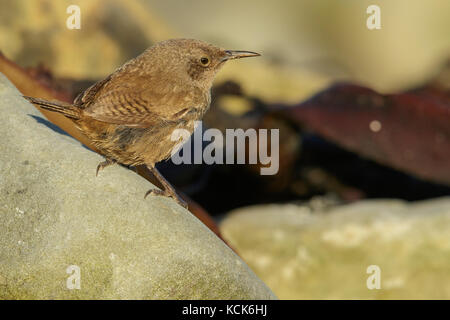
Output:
(221, 199), (450, 299)
(0, 74), (276, 299)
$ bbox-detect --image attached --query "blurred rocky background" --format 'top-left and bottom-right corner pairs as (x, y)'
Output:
(0, 0), (449, 299)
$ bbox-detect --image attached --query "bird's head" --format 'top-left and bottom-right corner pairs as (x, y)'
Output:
(143, 39), (260, 91)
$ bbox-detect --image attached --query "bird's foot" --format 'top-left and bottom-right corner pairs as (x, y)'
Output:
(96, 158), (116, 176)
(144, 188), (188, 209)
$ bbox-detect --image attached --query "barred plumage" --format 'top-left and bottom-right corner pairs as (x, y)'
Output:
(23, 39), (259, 208)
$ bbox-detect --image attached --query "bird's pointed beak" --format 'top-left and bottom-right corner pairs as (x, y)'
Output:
(222, 50), (261, 61)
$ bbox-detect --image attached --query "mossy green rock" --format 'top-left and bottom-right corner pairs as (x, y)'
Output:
(0, 74), (275, 300)
(221, 199), (450, 299)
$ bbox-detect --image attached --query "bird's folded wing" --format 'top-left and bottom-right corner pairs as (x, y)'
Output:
(80, 84), (200, 128)
(74, 74), (112, 107)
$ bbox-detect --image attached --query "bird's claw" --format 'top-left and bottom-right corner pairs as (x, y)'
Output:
(96, 159), (116, 177)
(95, 164), (103, 177)
(144, 188), (188, 209)
(144, 189), (165, 198)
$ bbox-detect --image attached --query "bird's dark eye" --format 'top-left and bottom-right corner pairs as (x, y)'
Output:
(200, 57), (210, 66)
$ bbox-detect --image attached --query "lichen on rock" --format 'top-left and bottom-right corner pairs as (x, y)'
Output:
(221, 199), (450, 299)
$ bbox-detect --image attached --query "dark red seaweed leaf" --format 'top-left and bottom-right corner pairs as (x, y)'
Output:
(286, 83), (450, 186)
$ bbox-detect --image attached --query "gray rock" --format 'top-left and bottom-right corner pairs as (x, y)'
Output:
(0, 74), (276, 300)
(220, 199), (450, 299)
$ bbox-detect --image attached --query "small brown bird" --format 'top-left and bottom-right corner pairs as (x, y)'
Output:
(25, 39), (260, 208)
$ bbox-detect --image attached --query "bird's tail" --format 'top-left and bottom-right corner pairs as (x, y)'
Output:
(23, 96), (80, 120)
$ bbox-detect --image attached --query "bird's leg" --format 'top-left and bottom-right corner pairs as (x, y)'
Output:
(96, 158), (117, 176)
(145, 165), (188, 209)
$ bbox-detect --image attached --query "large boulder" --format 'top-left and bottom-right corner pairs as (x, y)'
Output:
(0, 74), (276, 299)
(221, 198), (450, 299)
